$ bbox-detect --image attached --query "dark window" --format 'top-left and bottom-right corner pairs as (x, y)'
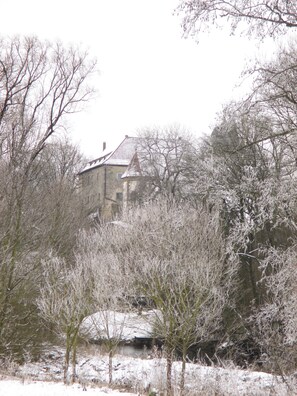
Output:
(116, 192), (123, 201)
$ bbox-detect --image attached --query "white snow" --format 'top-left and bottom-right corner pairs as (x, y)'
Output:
(1, 309), (291, 395)
(4, 347), (290, 396)
(0, 379), (136, 396)
(0, 309), (290, 395)
(80, 136), (139, 173)
(81, 310), (158, 341)
(0, 311), (290, 396)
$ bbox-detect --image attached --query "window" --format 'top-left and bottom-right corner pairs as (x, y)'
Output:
(116, 192), (123, 201)
(117, 173), (123, 180)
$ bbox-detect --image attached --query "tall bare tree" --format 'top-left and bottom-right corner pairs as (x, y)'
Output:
(0, 35), (96, 358)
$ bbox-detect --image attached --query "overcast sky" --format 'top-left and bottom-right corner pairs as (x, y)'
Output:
(1, 0), (276, 158)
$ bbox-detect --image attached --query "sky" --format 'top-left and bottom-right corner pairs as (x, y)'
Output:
(1, 0), (277, 159)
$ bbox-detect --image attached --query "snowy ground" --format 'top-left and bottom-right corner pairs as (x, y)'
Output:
(0, 379), (136, 396)
(0, 345), (292, 395)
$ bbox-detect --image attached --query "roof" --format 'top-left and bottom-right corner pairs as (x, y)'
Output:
(104, 136), (139, 166)
(121, 151), (142, 179)
(79, 136), (139, 174)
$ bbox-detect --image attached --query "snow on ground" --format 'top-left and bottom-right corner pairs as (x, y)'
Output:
(0, 379), (136, 396)
(0, 311), (292, 394)
(77, 310), (292, 394)
(2, 346), (290, 395)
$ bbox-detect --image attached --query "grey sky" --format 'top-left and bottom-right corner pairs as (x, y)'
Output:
(1, 0), (276, 158)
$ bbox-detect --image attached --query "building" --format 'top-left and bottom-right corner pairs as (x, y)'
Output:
(78, 135), (140, 220)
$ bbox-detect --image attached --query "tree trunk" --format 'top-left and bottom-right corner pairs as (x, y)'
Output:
(64, 327), (76, 385)
(108, 349), (113, 384)
(71, 333), (78, 384)
(166, 349), (173, 396)
(0, 204), (23, 337)
(64, 340), (70, 385)
(180, 351), (187, 395)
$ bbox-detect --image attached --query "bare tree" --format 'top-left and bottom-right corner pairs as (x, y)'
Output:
(0, 36), (96, 162)
(248, 244), (297, 378)
(192, 100), (297, 370)
(38, 251), (94, 384)
(117, 199), (234, 395)
(243, 40), (297, 143)
(177, 0), (297, 39)
(82, 310), (128, 384)
(190, 38), (297, 157)
(32, 137), (88, 257)
(77, 227), (132, 385)
(135, 125), (198, 203)
(0, 35), (96, 358)
(0, 138), (88, 359)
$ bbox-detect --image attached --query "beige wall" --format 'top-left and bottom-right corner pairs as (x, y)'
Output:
(79, 164), (127, 220)
(122, 178), (138, 213)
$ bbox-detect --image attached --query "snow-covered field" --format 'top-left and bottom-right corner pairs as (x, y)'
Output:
(0, 379), (136, 396)
(0, 346), (292, 395)
(0, 309), (293, 395)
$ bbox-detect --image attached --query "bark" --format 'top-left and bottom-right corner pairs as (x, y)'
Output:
(108, 349), (113, 384)
(180, 350), (187, 395)
(166, 348), (173, 396)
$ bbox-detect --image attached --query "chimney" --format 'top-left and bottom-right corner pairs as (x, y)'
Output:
(103, 141), (106, 151)
(125, 135), (128, 138)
